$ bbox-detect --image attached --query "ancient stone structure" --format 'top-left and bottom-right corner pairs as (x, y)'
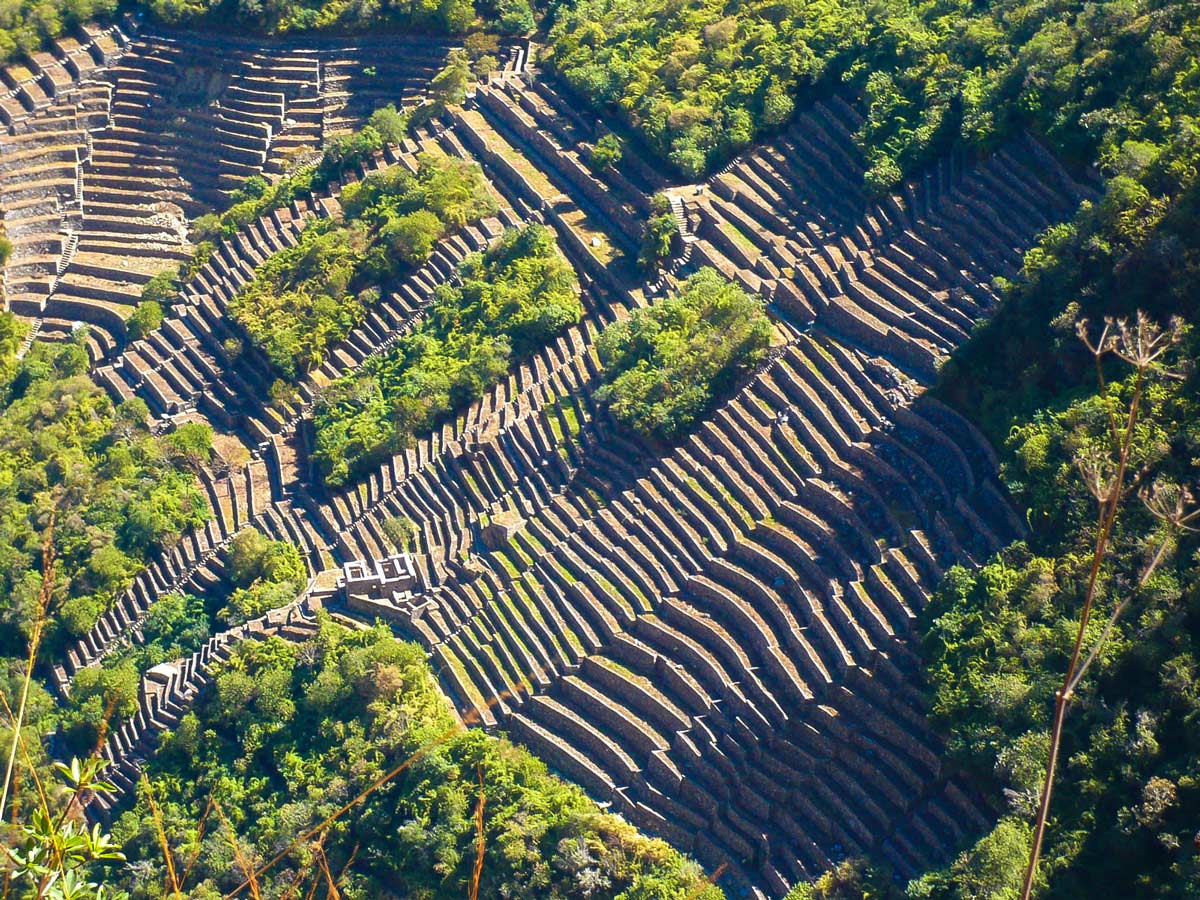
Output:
(481, 508), (526, 550)
(2, 20), (452, 359)
(3, 29), (1099, 897)
(340, 552), (423, 617)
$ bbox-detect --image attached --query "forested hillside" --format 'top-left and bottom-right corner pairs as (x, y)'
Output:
(111, 621), (722, 900)
(546, 0), (1197, 186)
(3, 0), (1199, 897)
(0, 0), (535, 60)
(0, 317), (209, 650)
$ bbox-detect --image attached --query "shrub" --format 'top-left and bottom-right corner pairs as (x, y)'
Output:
(313, 224), (581, 485)
(368, 103), (409, 144)
(588, 132), (624, 171)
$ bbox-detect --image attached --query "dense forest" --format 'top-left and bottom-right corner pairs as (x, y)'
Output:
(312, 223), (582, 485)
(111, 620), (722, 900)
(0, 0), (536, 61)
(546, 0), (1199, 188)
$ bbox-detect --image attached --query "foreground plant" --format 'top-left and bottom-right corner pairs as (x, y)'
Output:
(5, 759), (127, 900)
(1019, 312), (1189, 899)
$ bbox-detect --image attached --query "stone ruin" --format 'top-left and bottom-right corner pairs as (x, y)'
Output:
(4, 24), (1101, 896)
(339, 553), (424, 617)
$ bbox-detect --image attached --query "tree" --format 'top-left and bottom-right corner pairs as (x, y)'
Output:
(384, 209), (445, 266)
(0, 310), (27, 386)
(496, 0), (534, 34)
(125, 300), (164, 341)
(110, 621), (723, 900)
(141, 270), (180, 306)
(597, 267), (771, 440)
(638, 194), (678, 270)
(368, 104), (409, 145)
(761, 82), (794, 127)
(163, 421), (213, 470)
(227, 529), (305, 588)
(382, 515), (418, 550)
(430, 49), (472, 106)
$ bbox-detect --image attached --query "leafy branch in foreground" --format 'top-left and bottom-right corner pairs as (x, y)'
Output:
(5, 759), (127, 900)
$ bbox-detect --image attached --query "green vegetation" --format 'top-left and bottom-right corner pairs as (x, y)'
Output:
(639, 193), (678, 270)
(0, 0), (115, 63)
(588, 132), (624, 172)
(142, 0), (474, 36)
(5, 757), (128, 900)
(54, 524), (305, 757)
(229, 151), (494, 380)
(193, 107), (410, 246)
(111, 620), (723, 900)
(430, 47), (474, 105)
(596, 267), (772, 440)
(913, 318), (1200, 900)
(313, 223), (581, 485)
(229, 220), (368, 378)
(0, 319), (209, 647)
(125, 300), (164, 341)
(60, 591), (213, 754)
(219, 529), (306, 624)
(546, 0), (1199, 188)
(0, 310), (27, 386)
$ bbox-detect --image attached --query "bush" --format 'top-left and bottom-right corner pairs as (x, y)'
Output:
(639, 193), (678, 270)
(228, 530), (306, 589)
(231, 152), (495, 381)
(0, 349), (208, 647)
(588, 132), (623, 171)
(367, 104), (409, 145)
(497, 0), (535, 34)
(112, 621), (723, 900)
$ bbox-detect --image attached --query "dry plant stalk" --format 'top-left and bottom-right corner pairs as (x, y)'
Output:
(0, 518), (55, 821)
(682, 862), (728, 900)
(1019, 313), (1186, 900)
(215, 800), (263, 900)
(221, 673), (537, 899)
(469, 765), (486, 900)
(143, 776), (181, 898)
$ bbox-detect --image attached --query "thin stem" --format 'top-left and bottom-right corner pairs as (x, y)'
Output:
(144, 776), (180, 898)
(0, 521), (54, 824)
(469, 765), (486, 900)
(1019, 370), (1144, 900)
(222, 676), (531, 899)
(1066, 532), (1172, 697)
